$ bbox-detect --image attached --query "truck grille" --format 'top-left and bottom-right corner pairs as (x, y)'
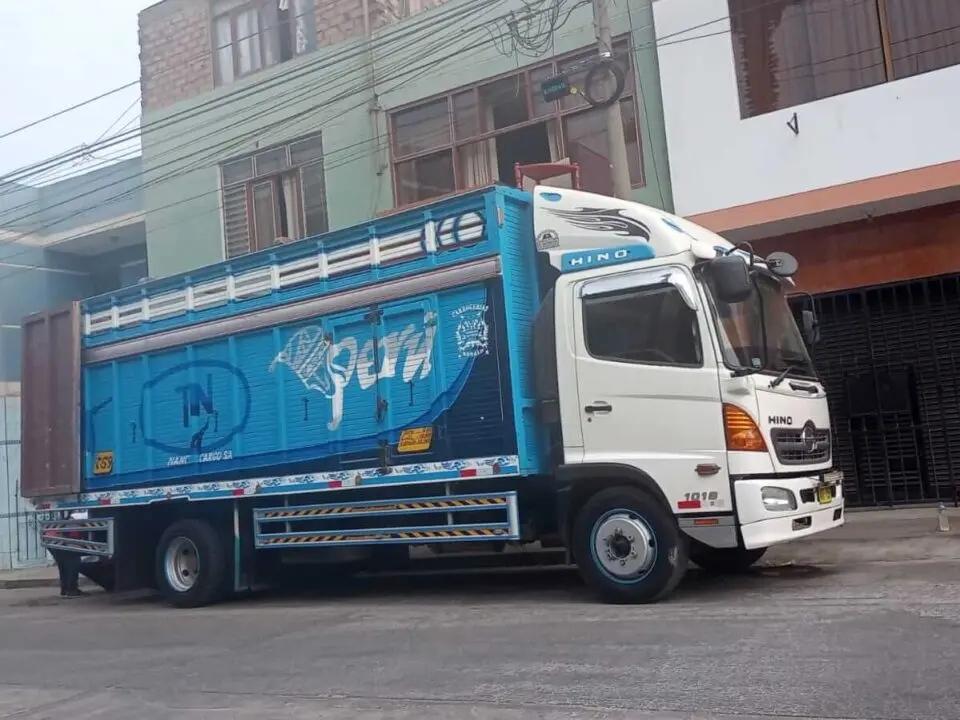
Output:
(770, 425), (831, 465)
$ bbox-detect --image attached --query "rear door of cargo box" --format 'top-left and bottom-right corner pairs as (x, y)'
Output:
(21, 304), (82, 498)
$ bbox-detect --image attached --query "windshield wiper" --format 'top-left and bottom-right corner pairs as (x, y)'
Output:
(769, 365), (798, 388)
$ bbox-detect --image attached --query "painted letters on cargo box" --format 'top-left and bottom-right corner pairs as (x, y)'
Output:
(76, 186), (544, 492)
(82, 281), (515, 489)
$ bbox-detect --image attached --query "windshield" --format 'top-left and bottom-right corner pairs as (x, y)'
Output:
(704, 272), (816, 380)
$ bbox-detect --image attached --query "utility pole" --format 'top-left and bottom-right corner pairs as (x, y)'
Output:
(592, 0), (633, 199)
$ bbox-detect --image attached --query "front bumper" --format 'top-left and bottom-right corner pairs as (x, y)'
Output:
(735, 473), (844, 550)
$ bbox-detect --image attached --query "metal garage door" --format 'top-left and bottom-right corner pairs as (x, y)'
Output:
(794, 275), (960, 507)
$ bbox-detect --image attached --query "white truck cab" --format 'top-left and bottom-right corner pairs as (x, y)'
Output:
(530, 186), (843, 600)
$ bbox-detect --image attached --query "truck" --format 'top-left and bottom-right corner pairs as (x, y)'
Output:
(24, 182), (843, 608)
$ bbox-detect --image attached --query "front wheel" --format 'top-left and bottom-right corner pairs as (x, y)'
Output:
(156, 519), (226, 608)
(690, 546), (767, 574)
(572, 487), (688, 604)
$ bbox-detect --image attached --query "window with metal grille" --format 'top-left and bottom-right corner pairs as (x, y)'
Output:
(219, 133), (328, 258)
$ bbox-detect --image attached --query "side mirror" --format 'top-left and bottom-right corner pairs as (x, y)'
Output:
(707, 254), (752, 304)
(801, 309), (820, 346)
(765, 251), (799, 278)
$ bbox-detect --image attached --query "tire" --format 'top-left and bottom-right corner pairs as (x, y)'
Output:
(572, 487), (688, 604)
(690, 546), (767, 574)
(155, 519), (227, 609)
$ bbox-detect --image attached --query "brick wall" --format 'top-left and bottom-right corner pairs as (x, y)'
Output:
(140, 0), (445, 113)
(139, 0), (214, 113)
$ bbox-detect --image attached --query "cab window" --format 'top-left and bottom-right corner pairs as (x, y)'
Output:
(583, 283), (702, 367)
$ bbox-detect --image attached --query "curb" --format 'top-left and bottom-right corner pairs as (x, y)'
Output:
(0, 578), (60, 590)
(0, 576), (95, 590)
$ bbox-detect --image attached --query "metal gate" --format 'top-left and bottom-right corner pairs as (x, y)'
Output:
(0, 395), (50, 569)
(793, 275), (960, 507)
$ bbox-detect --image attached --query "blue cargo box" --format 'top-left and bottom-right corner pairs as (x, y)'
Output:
(78, 187), (546, 492)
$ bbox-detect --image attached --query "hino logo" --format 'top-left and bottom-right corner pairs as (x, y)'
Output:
(800, 422), (820, 453)
(768, 416), (793, 426)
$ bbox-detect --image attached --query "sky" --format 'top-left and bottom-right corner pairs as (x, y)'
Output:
(0, 0), (156, 184)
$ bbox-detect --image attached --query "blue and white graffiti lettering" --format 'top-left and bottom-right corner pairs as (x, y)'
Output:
(271, 312), (438, 431)
(139, 360), (251, 457)
(176, 375), (214, 427)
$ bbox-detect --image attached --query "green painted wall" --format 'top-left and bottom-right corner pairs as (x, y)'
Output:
(141, 38), (373, 277)
(142, 0), (672, 278)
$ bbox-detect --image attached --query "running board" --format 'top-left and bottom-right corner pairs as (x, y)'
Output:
(39, 517), (115, 558)
(253, 491), (520, 549)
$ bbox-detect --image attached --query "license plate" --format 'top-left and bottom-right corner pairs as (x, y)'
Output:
(816, 486), (833, 505)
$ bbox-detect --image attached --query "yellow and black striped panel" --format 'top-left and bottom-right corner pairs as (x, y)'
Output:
(260, 527), (511, 545)
(260, 496), (509, 520)
(42, 520), (110, 528)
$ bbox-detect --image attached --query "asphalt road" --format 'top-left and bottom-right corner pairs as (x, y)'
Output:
(0, 560), (957, 720)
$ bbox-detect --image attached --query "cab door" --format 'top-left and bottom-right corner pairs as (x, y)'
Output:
(571, 267), (732, 515)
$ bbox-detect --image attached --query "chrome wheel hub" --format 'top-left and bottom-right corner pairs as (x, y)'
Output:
(164, 537), (200, 593)
(593, 513), (655, 579)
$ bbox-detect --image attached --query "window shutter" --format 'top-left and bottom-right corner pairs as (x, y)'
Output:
(223, 184), (251, 258)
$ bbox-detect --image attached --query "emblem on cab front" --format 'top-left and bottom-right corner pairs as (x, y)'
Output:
(800, 421), (819, 453)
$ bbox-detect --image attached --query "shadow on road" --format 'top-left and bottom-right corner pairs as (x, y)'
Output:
(20, 559), (834, 611)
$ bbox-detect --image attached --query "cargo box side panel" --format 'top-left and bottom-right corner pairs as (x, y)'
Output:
(82, 278), (517, 490)
(495, 188), (548, 475)
(21, 304), (82, 498)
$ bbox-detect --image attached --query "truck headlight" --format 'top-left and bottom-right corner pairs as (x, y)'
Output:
(761, 486), (797, 511)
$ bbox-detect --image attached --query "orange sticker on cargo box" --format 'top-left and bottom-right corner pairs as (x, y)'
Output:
(93, 451), (114, 476)
(397, 427), (433, 453)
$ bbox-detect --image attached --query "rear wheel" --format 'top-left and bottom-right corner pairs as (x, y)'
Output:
(690, 546), (767, 573)
(156, 519), (226, 608)
(572, 487), (688, 604)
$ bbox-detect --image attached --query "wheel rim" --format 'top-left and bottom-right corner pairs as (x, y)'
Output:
(591, 510), (657, 584)
(164, 536), (200, 593)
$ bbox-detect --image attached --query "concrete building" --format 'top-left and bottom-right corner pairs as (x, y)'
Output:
(654, 0), (960, 507)
(0, 159), (146, 568)
(137, 0), (673, 278)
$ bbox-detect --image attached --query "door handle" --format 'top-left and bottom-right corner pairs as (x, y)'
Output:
(584, 402), (613, 414)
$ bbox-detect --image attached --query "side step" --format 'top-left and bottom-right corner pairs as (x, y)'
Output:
(253, 491), (520, 549)
(39, 516), (115, 558)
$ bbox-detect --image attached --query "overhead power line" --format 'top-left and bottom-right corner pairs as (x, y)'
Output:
(0, 0), (849, 186)
(0, 1), (660, 270)
(0, 0), (930, 282)
(0, 0), (504, 222)
(0, 0), (515, 244)
(0, 0), (487, 187)
(0, 81), (140, 144)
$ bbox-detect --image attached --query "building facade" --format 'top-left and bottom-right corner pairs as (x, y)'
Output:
(654, 0), (960, 507)
(0, 159), (146, 568)
(137, 0), (673, 278)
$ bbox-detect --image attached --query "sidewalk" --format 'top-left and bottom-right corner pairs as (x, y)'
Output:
(0, 562), (98, 590)
(0, 563), (60, 590)
(0, 507), (956, 589)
